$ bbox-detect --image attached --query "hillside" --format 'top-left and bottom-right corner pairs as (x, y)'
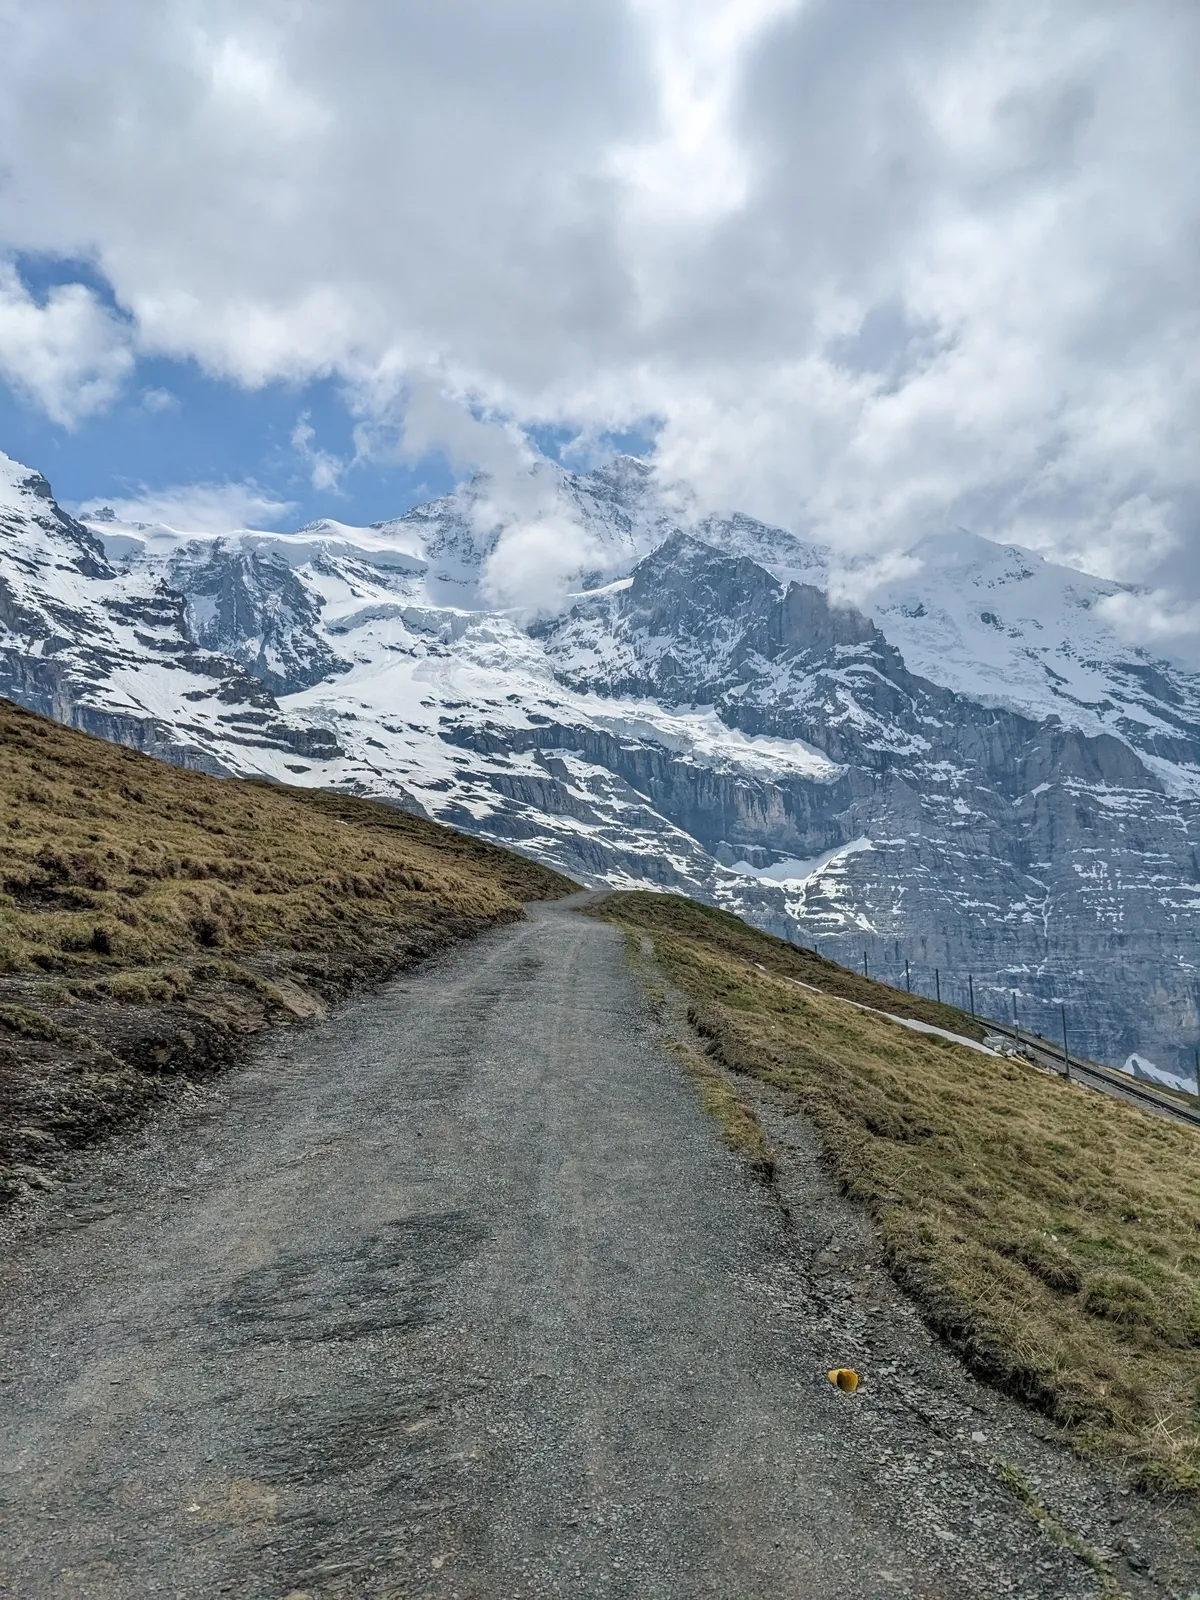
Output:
(0, 699), (574, 1202)
(593, 892), (1200, 1491)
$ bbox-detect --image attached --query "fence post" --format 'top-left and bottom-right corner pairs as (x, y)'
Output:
(1060, 1004), (1070, 1081)
(905, 959), (910, 992)
(968, 974), (975, 1018)
(863, 951), (869, 979)
(934, 967), (940, 1004)
(1012, 990), (1018, 1031)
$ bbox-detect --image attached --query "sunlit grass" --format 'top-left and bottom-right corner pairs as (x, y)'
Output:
(0, 698), (573, 977)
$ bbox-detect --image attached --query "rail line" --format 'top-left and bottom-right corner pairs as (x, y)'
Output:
(976, 1016), (1200, 1130)
(767, 960), (1200, 1130)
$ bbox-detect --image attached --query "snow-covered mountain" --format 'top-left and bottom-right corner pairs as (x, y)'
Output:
(867, 530), (1200, 789)
(2, 447), (1198, 1089)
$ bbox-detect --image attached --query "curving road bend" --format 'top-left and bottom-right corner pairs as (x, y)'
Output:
(0, 900), (1134, 1598)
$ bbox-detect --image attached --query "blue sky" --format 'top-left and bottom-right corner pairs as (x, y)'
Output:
(0, 254), (455, 527)
(0, 357), (455, 529)
(0, 255), (658, 529)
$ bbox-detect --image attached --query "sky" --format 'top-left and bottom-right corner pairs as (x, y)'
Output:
(0, 0), (1198, 637)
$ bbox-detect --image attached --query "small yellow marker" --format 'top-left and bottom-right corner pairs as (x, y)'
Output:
(828, 1367), (859, 1392)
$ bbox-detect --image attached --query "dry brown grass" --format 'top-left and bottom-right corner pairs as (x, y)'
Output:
(594, 891), (1200, 1492)
(0, 699), (574, 1195)
(0, 698), (571, 975)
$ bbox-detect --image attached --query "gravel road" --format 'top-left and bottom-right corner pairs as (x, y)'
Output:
(0, 900), (1191, 1598)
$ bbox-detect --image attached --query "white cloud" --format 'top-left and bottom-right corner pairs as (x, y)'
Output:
(611, 0), (801, 222)
(291, 413), (346, 493)
(1, 1), (1199, 605)
(481, 508), (606, 618)
(345, 373), (606, 613)
(468, 457), (609, 617)
(1096, 589), (1200, 649)
(0, 262), (134, 426)
(76, 481), (295, 532)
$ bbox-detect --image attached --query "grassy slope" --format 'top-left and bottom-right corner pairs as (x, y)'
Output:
(593, 891), (1200, 1491)
(0, 698), (573, 1195)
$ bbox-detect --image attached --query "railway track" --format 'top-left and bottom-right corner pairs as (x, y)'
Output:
(979, 1016), (1200, 1130)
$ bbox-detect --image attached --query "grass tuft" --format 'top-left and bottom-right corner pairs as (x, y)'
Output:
(993, 1460), (1120, 1589)
(669, 1038), (776, 1177)
(0, 1004), (61, 1041)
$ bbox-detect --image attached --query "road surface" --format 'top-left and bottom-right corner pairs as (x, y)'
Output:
(0, 900), (1166, 1597)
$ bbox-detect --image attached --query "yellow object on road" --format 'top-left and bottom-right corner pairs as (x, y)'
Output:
(828, 1368), (860, 1393)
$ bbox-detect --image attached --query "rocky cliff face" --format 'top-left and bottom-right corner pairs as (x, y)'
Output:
(166, 542), (346, 694)
(535, 535), (1200, 1075)
(2, 448), (1198, 1088)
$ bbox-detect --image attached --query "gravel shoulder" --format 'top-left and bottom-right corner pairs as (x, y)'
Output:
(0, 900), (1195, 1598)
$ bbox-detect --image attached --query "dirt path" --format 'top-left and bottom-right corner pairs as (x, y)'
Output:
(0, 901), (1187, 1597)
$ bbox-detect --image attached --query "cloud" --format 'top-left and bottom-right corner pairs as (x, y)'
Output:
(0, 262), (134, 426)
(291, 413), (346, 493)
(469, 456), (612, 617)
(610, 0), (800, 223)
(76, 481), (295, 532)
(1096, 588), (1200, 649)
(140, 386), (177, 413)
(341, 372), (603, 613)
(642, 0), (1200, 580)
(827, 549), (926, 611)
(1, 1), (1199, 607)
(481, 505), (606, 617)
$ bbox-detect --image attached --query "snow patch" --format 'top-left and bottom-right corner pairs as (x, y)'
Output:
(731, 836), (873, 886)
(1120, 1052), (1197, 1096)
